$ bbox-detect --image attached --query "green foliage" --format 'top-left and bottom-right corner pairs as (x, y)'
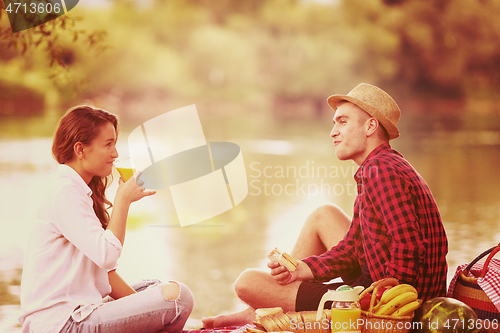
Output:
(378, 0), (500, 98)
(163, 0), (270, 24)
(1, 0), (500, 125)
(0, 0), (108, 91)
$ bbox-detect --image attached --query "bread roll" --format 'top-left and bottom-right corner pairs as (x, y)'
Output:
(268, 248), (298, 272)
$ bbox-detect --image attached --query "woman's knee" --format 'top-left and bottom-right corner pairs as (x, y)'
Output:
(161, 282), (180, 300)
(178, 282), (194, 313)
(159, 282), (194, 333)
(161, 282), (194, 309)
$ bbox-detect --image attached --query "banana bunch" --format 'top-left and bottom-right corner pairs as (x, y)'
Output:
(373, 284), (422, 317)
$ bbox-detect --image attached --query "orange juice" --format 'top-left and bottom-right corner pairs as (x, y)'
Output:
(116, 167), (135, 182)
(331, 308), (361, 333)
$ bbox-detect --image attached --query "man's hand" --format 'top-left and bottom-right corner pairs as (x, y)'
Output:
(268, 261), (313, 285)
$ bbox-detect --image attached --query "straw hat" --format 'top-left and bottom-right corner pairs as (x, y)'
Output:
(327, 83), (401, 140)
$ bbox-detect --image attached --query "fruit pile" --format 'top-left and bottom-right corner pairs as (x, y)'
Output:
(359, 278), (422, 318)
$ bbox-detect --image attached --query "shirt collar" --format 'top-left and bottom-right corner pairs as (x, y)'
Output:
(354, 142), (392, 183)
(57, 164), (93, 197)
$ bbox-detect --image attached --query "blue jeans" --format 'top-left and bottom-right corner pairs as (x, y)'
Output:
(59, 280), (194, 333)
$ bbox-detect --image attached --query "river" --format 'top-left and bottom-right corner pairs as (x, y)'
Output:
(1, 121), (500, 330)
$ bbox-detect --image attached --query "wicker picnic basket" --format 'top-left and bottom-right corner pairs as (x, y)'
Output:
(449, 244), (500, 322)
(359, 278), (414, 333)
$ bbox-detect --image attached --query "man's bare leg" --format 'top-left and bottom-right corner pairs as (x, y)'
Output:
(202, 270), (300, 328)
(202, 204), (351, 328)
(291, 203), (351, 259)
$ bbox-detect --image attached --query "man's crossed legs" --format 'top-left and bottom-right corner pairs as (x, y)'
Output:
(202, 204), (351, 328)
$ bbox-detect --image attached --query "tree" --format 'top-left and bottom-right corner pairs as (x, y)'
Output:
(380, 0), (500, 99)
(0, 0), (108, 83)
(0, 0), (109, 119)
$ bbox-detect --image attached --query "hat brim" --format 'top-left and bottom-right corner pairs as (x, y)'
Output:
(327, 94), (400, 140)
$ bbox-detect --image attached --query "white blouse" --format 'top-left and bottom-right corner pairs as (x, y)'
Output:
(19, 164), (123, 333)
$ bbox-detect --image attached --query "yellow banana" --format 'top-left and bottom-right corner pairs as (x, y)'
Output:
(375, 291), (418, 316)
(379, 284), (418, 306)
(373, 302), (382, 312)
(391, 299), (423, 317)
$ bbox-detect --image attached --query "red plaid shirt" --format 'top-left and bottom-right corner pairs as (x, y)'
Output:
(302, 143), (448, 301)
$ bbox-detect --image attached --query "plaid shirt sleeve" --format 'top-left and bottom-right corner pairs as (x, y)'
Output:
(301, 216), (362, 282)
(361, 159), (426, 284)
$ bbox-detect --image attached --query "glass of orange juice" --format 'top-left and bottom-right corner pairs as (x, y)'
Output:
(114, 156), (136, 182)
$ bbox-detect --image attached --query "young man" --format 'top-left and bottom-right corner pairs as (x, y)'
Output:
(202, 83), (448, 328)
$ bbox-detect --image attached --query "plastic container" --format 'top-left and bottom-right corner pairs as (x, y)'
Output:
(316, 285), (364, 333)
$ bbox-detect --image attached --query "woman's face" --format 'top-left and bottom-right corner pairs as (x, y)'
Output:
(80, 122), (118, 180)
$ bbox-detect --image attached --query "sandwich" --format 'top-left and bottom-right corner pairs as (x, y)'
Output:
(254, 307), (283, 330)
(268, 247), (299, 272)
(256, 309), (293, 332)
(255, 307), (284, 319)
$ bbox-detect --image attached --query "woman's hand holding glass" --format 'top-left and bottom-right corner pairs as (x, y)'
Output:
(109, 170), (156, 245)
(116, 170), (156, 204)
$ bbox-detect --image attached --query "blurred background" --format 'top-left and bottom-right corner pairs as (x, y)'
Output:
(1, 0), (500, 331)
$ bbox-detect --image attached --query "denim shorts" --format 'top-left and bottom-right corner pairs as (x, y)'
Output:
(59, 280), (194, 333)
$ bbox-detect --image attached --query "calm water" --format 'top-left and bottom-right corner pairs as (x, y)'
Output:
(1, 123), (500, 329)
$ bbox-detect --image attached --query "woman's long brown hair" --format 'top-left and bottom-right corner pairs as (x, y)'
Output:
(52, 105), (119, 229)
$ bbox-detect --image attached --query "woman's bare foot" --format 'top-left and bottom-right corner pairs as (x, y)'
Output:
(202, 307), (255, 328)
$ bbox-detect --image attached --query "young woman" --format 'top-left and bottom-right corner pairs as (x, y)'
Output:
(19, 105), (194, 333)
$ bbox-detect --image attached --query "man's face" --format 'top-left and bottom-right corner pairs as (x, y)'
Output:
(330, 102), (370, 165)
